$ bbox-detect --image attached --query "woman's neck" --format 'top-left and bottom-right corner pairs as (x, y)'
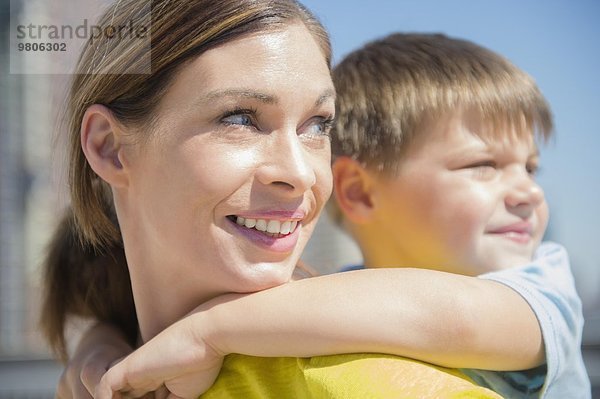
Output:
(118, 212), (221, 342)
(128, 259), (222, 341)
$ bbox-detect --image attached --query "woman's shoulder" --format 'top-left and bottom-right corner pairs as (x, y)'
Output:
(201, 353), (503, 398)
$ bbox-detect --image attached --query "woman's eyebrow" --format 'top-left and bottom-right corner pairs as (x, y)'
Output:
(204, 89), (277, 104)
(201, 88), (335, 108)
(315, 88), (336, 107)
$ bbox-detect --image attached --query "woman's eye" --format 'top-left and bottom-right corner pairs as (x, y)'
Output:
(219, 107), (259, 129)
(221, 113), (254, 127)
(303, 116), (334, 138)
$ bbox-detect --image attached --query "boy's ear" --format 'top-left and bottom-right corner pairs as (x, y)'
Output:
(332, 157), (377, 224)
(80, 104), (129, 188)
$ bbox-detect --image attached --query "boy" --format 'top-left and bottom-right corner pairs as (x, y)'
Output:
(325, 33), (589, 397)
(71, 34), (589, 398)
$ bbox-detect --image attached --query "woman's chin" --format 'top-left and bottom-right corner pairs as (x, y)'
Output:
(232, 263), (294, 293)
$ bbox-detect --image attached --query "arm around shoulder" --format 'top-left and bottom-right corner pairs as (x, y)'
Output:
(200, 267), (545, 370)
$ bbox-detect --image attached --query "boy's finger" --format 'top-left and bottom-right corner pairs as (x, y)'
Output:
(56, 369), (93, 399)
(80, 362), (108, 396)
(154, 386), (170, 399)
(71, 385), (94, 399)
(121, 388), (152, 398)
(55, 373), (72, 399)
(113, 376), (165, 398)
(95, 373), (127, 399)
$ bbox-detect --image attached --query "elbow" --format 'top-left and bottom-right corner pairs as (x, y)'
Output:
(424, 285), (487, 368)
(412, 286), (481, 365)
(444, 291), (481, 352)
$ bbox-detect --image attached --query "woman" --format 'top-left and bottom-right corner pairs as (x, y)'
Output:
(42, 1), (502, 398)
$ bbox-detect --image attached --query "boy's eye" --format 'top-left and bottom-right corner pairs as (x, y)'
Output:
(464, 161), (497, 180)
(526, 163), (540, 176)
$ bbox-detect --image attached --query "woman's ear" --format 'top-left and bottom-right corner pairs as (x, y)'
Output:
(332, 157), (377, 224)
(81, 104), (129, 188)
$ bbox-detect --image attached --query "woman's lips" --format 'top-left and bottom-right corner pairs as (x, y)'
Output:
(227, 216), (301, 252)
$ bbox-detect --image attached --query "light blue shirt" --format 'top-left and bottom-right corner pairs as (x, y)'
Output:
(463, 242), (590, 398)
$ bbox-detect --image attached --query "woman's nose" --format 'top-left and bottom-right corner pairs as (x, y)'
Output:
(255, 130), (317, 196)
(504, 168), (545, 215)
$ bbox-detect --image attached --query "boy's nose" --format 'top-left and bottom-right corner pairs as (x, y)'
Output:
(504, 168), (545, 216)
(255, 129), (316, 197)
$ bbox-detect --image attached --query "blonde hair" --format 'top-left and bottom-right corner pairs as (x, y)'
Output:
(43, 0), (331, 361)
(331, 33), (552, 173)
(328, 33), (553, 224)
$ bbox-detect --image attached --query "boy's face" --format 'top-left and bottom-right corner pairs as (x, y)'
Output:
(372, 111), (548, 275)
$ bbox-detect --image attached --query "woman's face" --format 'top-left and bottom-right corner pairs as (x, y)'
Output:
(121, 24), (334, 310)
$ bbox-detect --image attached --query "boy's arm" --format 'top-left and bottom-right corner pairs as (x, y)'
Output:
(202, 268), (544, 371)
(97, 267), (544, 398)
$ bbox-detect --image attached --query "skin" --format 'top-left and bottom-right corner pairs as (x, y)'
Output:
(82, 23), (336, 343)
(357, 110), (548, 275)
(56, 324), (133, 399)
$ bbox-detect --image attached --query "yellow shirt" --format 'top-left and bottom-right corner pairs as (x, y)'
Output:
(201, 353), (503, 398)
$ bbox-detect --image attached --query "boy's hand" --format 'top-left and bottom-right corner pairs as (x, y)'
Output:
(56, 324), (133, 399)
(95, 315), (224, 399)
(57, 348), (120, 399)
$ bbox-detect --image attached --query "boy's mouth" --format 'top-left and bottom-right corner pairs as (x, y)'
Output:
(487, 221), (533, 244)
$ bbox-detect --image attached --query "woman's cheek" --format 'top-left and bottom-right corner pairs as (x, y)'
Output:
(187, 146), (259, 194)
(317, 163), (333, 202)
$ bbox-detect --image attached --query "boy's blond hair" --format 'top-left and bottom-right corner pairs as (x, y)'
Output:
(329, 33), (553, 225)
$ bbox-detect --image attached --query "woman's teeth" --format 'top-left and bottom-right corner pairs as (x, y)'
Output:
(235, 217), (298, 235)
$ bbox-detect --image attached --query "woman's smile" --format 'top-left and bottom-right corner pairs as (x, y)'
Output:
(227, 214), (303, 253)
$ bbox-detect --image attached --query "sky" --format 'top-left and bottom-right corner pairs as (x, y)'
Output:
(301, 0), (600, 323)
